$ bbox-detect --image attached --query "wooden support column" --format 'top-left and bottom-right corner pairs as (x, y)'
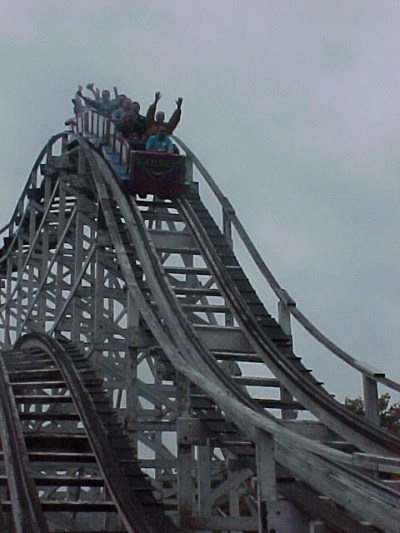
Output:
(278, 299), (297, 420)
(222, 198), (235, 249)
(71, 210), (84, 343)
(15, 231), (24, 335)
(27, 194), (38, 311)
(61, 132), (68, 154)
(362, 375), (380, 426)
(55, 180), (67, 314)
(92, 248), (105, 365)
(278, 299), (292, 338)
(153, 352), (165, 481)
(177, 418), (197, 532)
(69, 151), (88, 343)
(223, 210), (233, 248)
(178, 441), (193, 532)
(197, 445), (212, 533)
(255, 427), (276, 533)
(176, 370), (191, 418)
(36, 173), (53, 333)
(227, 460), (241, 533)
(4, 253), (13, 347)
(125, 292), (142, 450)
(83, 111), (89, 133)
(185, 158), (193, 183)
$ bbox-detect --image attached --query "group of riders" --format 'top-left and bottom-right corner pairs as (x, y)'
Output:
(71, 83), (183, 153)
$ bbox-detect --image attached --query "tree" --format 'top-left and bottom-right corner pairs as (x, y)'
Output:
(344, 393), (400, 434)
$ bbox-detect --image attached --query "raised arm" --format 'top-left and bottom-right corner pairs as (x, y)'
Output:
(146, 91), (162, 123)
(86, 83), (100, 101)
(167, 97), (183, 134)
(77, 90), (101, 111)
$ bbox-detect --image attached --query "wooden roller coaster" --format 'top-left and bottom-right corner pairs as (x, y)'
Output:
(0, 110), (399, 531)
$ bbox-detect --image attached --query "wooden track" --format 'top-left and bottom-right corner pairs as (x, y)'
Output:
(0, 333), (177, 532)
(0, 111), (399, 531)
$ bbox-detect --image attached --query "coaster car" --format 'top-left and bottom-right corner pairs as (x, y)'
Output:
(119, 151), (187, 198)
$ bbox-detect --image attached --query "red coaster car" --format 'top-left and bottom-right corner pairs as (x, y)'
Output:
(121, 151), (187, 198)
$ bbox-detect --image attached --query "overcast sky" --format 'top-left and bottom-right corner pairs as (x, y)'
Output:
(0, 1), (398, 401)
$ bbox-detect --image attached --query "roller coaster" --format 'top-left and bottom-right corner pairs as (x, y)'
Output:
(0, 110), (399, 532)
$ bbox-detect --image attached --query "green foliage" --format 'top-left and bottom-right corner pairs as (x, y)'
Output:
(344, 393), (400, 433)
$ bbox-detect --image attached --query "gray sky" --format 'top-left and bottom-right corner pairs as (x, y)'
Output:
(0, 0), (398, 401)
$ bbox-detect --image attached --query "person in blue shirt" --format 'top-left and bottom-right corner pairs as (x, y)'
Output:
(145, 126), (174, 153)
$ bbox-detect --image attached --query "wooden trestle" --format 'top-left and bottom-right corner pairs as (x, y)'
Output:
(0, 112), (399, 531)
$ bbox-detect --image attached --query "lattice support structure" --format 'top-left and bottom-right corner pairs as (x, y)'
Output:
(0, 115), (399, 532)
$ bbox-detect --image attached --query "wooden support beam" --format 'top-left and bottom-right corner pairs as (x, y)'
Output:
(362, 375), (379, 427)
(255, 427), (276, 533)
(177, 418), (195, 532)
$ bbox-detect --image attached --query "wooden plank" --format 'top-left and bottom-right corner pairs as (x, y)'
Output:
(142, 212), (182, 222)
(181, 303), (230, 313)
(174, 287), (221, 296)
(232, 376), (280, 387)
(8, 368), (62, 381)
(164, 266), (210, 275)
(189, 516), (258, 530)
(194, 324), (253, 352)
(149, 229), (196, 252)
(211, 350), (262, 363)
(11, 380), (67, 388)
(1, 500), (117, 512)
(14, 395), (73, 404)
(0, 475), (105, 487)
(18, 412), (80, 421)
(256, 399), (305, 410)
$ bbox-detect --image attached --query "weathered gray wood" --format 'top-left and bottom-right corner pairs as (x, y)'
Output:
(255, 428), (276, 532)
(177, 421), (194, 532)
(281, 481), (376, 532)
(362, 375), (380, 426)
(0, 356), (49, 532)
(149, 229), (195, 251)
(197, 445), (212, 532)
(1, 113), (399, 533)
(194, 324), (253, 352)
(189, 515), (258, 530)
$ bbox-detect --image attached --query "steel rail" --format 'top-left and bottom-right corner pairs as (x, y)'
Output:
(173, 136), (400, 392)
(78, 135), (400, 530)
(15, 332), (164, 533)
